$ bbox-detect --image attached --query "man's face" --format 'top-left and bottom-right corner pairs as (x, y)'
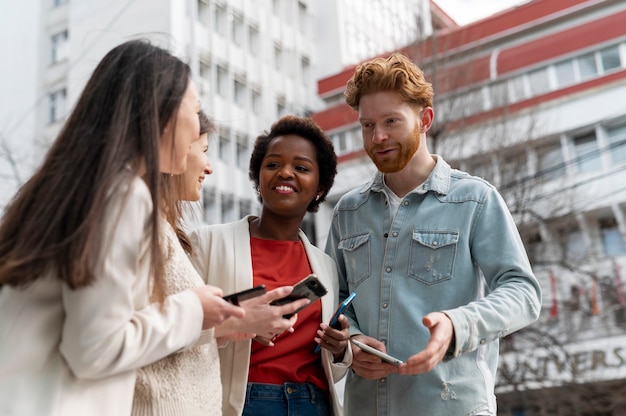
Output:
(358, 90), (422, 173)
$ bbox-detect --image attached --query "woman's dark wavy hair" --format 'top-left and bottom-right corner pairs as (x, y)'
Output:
(248, 115), (337, 213)
(0, 39), (191, 302)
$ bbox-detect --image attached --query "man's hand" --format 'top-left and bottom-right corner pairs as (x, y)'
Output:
(350, 335), (399, 379)
(399, 312), (454, 375)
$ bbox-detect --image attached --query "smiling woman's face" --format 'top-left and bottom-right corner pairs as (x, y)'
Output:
(177, 133), (211, 201)
(258, 134), (321, 217)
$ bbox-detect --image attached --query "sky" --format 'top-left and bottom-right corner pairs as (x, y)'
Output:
(434, 0), (531, 25)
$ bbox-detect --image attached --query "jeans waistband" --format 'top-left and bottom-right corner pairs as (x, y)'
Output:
(245, 382), (325, 401)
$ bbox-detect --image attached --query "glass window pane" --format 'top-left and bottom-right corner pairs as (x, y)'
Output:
(600, 45), (621, 72)
(578, 53), (598, 80)
(538, 143), (565, 180)
(574, 133), (601, 173)
(488, 81), (509, 108)
(555, 60), (576, 88)
(509, 76), (526, 102)
(528, 67), (550, 96)
(603, 227), (626, 257)
(608, 124), (626, 164)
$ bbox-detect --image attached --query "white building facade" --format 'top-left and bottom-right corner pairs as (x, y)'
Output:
(0, 0), (430, 241)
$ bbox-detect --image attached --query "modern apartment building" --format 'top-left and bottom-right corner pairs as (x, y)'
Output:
(312, 0), (626, 414)
(0, 0), (430, 239)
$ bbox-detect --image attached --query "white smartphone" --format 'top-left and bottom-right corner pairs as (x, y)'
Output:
(350, 339), (404, 366)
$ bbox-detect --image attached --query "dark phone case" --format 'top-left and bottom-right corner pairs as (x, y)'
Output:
(223, 285), (266, 305)
(270, 274), (328, 318)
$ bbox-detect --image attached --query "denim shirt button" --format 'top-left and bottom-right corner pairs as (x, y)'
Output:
(385, 267), (391, 273)
(432, 241), (438, 246)
(403, 201), (409, 206)
(380, 378), (386, 383)
(384, 233), (388, 238)
(382, 303), (388, 308)
(392, 232), (398, 237)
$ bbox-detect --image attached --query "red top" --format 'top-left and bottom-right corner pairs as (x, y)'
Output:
(247, 237), (328, 392)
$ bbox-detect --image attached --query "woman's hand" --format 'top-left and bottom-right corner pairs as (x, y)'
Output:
(214, 286), (310, 344)
(192, 285), (246, 330)
(315, 314), (350, 361)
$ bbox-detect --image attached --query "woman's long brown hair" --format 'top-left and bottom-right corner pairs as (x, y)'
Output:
(0, 40), (191, 303)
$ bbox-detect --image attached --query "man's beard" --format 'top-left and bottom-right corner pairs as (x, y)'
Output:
(366, 124), (421, 173)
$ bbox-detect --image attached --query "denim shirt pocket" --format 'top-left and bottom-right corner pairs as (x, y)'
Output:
(408, 230), (458, 285)
(338, 233), (371, 286)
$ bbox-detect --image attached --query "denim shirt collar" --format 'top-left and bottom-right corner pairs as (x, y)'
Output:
(363, 154), (451, 196)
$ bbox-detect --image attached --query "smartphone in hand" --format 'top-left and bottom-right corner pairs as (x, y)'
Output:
(270, 274), (328, 318)
(313, 292), (356, 353)
(351, 339), (404, 366)
(223, 285), (266, 305)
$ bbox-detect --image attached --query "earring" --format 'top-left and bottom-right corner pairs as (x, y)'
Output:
(315, 194), (321, 201)
(256, 187), (261, 196)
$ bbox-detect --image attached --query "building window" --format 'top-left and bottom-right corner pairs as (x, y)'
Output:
(202, 189), (217, 223)
(219, 134), (231, 163)
(537, 142), (565, 180)
(277, 102), (286, 118)
(214, 5), (227, 36)
(607, 124), (626, 165)
(508, 75), (527, 103)
(274, 44), (283, 70)
(239, 199), (253, 217)
(555, 60), (576, 88)
(528, 67), (550, 96)
(221, 194), (235, 223)
(488, 81), (509, 109)
(524, 230), (544, 266)
(573, 133), (602, 174)
(599, 45), (621, 73)
(49, 88), (67, 124)
(301, 56), (310, 81)
(232, 14), (244, 46)
(234, 79), (246, 106)
(216, 66), (228, 97)
(577, 52), (598, 80)
(298, 1), (307, 34)
(197, 0), (210, 23)
(249, 25), (259, 56)
(251, 89), (262, 115)
(333, 132), (348, 154)
(50, 30), (68, 64)
(236, 135), (249, 169)
(600, 217), (626, 257)
(565, 228), (587, 261)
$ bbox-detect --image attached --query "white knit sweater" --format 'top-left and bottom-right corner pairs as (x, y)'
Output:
(132, 219), (222, 416)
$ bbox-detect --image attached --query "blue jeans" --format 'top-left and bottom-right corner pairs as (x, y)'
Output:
(243, 382), (330, 416)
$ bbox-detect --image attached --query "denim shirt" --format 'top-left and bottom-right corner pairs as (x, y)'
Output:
(325, 156), (541, 416)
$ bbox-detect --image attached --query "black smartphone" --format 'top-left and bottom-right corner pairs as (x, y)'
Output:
(313, 291), (356, 353)
(270, 274), (328, 318)
(222, 285), (266, 305)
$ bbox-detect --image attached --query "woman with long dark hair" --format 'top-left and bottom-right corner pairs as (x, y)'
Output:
(0, 40), (243, 416)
